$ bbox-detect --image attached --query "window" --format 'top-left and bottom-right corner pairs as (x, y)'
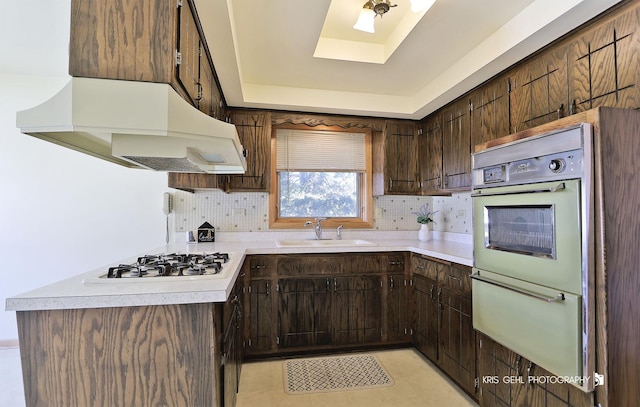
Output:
(269, 125), (373, 229)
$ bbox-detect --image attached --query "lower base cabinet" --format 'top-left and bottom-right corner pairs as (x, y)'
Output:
(477, 333), (594, 407)
(244, 253), (409, 356)
(411, 254), (476, 397)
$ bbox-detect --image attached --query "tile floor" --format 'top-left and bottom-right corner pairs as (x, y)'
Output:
(0, 347), (478, 407)
(237, 349), (478, 407)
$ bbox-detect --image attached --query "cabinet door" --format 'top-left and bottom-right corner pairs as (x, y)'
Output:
(419, 113), (444, 193)
(176, 0), (201, 106)
(439, 288), (475, 395)
(278, 278), (332, 348)
(333, 276), (382, 345)
(69, 0), (175, 83)
(386, 272), (409, 343)
(220, 112), (271, 192)
(247, 279), (276, 355)
(442, 99), (471, 190)
(509, 47), (568, 133)
(413, 274), (439, 361)
(470, 79), (510, 150)
(568, 7), (640, 114)
(383, 120), (419, 194)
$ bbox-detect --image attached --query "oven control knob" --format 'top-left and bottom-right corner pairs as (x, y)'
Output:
(549, 159), (565, 172)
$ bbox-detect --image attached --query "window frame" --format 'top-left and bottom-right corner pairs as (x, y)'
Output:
(269, 124), (374, 229)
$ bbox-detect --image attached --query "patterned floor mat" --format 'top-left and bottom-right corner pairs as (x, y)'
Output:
(283, 353), (394, 395)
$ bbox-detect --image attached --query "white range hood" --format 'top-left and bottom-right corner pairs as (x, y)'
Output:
(16, 77), (247, 174)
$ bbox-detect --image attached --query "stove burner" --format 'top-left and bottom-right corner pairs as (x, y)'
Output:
(106, 252), (229, 278)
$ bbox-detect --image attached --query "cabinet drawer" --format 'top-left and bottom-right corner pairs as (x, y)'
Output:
(277, 255), (344, 276)
(247, 256), (276, 277)
(439, 264), (472, 294)
(411, 255), (443, 280)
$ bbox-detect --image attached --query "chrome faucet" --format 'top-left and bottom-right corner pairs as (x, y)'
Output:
(304, 217), (327, 240)
(336, 225), (343, 240)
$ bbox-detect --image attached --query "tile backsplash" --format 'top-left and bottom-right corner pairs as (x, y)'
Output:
(172, 190), (472, 235)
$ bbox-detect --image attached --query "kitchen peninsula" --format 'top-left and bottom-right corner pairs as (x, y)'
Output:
(6, 233), (472, 407)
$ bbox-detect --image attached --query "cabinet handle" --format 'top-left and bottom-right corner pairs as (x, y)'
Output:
(334, 278), (338, 292)
(527, 361), (535, 387)
(390, 276), (394, 290)
(266, 282), (270, 296)
(389, 179), (393, 191)
(326, 278), (330, 292)
(254, 265), (266, 269)
(447, 274), (462, 287)
(429, 286), (435, 299)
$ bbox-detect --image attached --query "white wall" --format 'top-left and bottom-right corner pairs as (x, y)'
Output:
(0, 1), (169, 341)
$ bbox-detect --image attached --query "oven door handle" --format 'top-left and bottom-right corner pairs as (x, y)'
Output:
(470, 272), (565, 303)
(471, 182), (565, 197)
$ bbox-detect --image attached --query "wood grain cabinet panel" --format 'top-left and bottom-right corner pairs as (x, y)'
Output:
(333, 275), (383, 345)
(568, 6), (640, 113)
(413, 273), (439, 361)
(508, 47), (569, 133)
(477, 333), (594, 407)
(69, 0), (176, 83)
(17, 304), (221, 407)
(470, 79), (510, 149)
(219, 111), (271, 192)
(177, 1), (201, 106)
(442, 99), (472, 190)
(278, 277), (332, 348)
(419, 113), (445, 193)
(69, 0), (226, 117)
(374, 120), (420, 195)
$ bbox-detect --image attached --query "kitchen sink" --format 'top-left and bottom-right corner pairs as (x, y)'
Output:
(275, 239), (377, 248)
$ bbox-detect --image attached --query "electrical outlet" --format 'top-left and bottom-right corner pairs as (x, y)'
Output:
(233, 208), (246, 216)
(456, 210), (466, 219)
(374, 207), (383, 219)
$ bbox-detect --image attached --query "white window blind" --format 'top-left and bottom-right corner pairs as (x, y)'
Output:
(276, 129), (366, 172)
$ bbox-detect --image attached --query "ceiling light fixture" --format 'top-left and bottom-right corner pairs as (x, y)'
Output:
(353, 0), (397, 33)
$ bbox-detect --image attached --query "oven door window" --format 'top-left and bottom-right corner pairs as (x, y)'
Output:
(485, 205), (555, 259)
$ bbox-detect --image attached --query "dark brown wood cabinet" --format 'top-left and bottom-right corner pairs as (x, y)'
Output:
(373, 120), (420, 195)
(508, 46), (569, 134)
(278, 277), (333, 348)
(470, 79), (510, 148)
(245, 256), (277, 356)
(477, 333), (594, 407)
(411, 254), (476, 397)
(384, 254), (411, 344)
(438, 263), (475, 395)
(17, 303), (225, 407)
(219, 111), (272, 192)
(418, 113), (445, 194)
(441, 99), (472, 190)
(333, 275), (383, 345)
(244, 252), (409, 357)
(69, 0), (225, 116)
(412, 255), (440, 361)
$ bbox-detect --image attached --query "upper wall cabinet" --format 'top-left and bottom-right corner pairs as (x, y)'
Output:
(567, 4), (640, 114)
(508, 46), (569, 134)
(69, 0), (226, 117)
(418, 113), (444, 194)
(218, 111), (271, 192)
(373, 120), (420, 195)
(470, 78), (510, 149)
(441, 99), (471, 191)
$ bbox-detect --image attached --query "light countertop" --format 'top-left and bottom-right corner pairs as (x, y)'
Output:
(5, 232), (473, 312)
